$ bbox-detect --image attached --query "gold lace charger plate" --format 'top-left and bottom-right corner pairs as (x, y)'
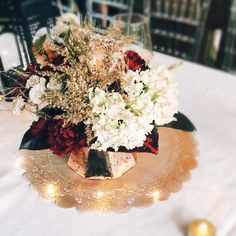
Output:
(19, 127), (197, 212)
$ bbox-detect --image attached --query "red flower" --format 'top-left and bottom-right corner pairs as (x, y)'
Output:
(124, 50), (148, 71)
(30, 117), (51, 138)
(47, 119), (87, 156)
(143, 137), (158, 155)
(29, 118), (87, 156)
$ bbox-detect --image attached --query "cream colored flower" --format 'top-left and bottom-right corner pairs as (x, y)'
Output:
(29, 77), (47, 107)
(12, 96), (25, 115)
(26, 75), (41, 88)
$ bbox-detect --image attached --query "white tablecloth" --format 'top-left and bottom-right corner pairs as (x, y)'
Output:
(0, 52), (236, 236)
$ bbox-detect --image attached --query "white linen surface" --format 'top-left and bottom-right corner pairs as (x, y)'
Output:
(0, 52), (236, 236)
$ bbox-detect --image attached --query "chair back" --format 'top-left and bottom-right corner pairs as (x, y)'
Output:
(148, 0), (211, 61)
(52, 0), (75, 14)
(222, 0), (236, 73)
(0, 0), (58, 64)
(86, 0), (134, 28)
(19, 0), (57, 61)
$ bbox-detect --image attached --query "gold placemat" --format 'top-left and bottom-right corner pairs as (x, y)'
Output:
(20, 127), (197, 212)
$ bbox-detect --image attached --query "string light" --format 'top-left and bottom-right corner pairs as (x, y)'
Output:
(150, 190), (162, 200)
(199, 222), (209, 233)
(16, 158), (22, 167)
(46, 184), (57, 199)
(96, 191), (104, 198)
(0, 95), (4, 102)
(93, 191), (111, 211)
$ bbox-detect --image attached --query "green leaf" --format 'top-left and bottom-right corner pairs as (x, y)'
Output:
(143, 84), (149, 92)
(33, 35), (47, 52)
(59, 32), (67, 38)
(59, 29), (70, 40)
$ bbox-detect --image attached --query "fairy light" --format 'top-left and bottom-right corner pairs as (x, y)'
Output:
(16, 158), (22, 168)
(93, 191), (110, 211)
(0, 95), (4, 102)
(150, 190), (162, 200)
(96, 191), (104, 198)
(199, 222), (209, 233)
(46, 184), (57, 199)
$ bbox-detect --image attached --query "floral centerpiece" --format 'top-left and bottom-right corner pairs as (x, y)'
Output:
(7, 14), (180, 179)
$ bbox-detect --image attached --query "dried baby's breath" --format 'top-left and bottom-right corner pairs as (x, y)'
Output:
(34, 23), (134, 128)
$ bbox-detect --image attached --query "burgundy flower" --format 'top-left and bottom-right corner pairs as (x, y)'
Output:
(25, 63), (39, 74)
(47, 119), (87, 156)
(52, 55), (64, 65)
(30, 117), (51, 138)
(143, 137), (158, 155)
(124, 50), (148, 71)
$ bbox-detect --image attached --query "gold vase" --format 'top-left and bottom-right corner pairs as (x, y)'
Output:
(68, 147), (136, 179)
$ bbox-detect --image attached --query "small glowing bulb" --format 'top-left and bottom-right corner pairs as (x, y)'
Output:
(96, 191), (104, 198)
(46, 184), (57, 199)
(199, 223), (208, 233)
(150, 190), (161, 200)
(16, 158), (22, 167)
(0, 95), (4, 102)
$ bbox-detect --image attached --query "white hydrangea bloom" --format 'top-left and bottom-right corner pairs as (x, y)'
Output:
(88, 65), (178, 151)
(88, 88), (151, 151)
(124, 66), (178, 126)
(88, 88), (155, 151)
(12, 96), (25, 115)
(26, 75), (41, 88)
(29, 77), (47, 107)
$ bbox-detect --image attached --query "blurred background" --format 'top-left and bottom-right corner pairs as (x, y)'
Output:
(0, 0), (235, 93)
